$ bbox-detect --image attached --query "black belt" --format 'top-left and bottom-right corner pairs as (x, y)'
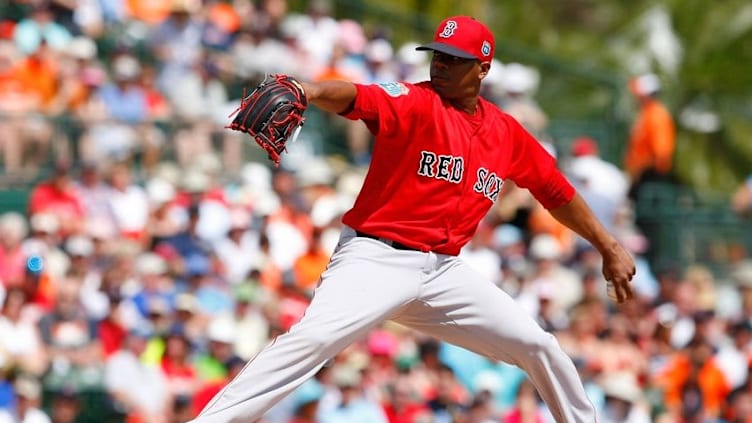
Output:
(355, 231), (419, 251)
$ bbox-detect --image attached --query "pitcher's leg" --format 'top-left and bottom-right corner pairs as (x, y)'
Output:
(189, 237), (423, 423)
(394, 259), (595, 423)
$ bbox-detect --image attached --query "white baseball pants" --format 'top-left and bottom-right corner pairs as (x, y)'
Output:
(188, 227), (595, 423)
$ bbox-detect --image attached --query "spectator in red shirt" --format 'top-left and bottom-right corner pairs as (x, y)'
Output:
(28, 161), (85, 236)
(191, 356), (246, 419)
(382, 376), (431, 423)
(160, 325), (200, 399)
(97, 294), (128, 358)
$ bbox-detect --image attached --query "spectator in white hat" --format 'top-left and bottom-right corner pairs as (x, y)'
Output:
(496, 62), (548, 141)
(525, 234), (582, 315)
(364, 38), (398, 84)
(598, 372), (650, 423)
(396, 41), (430, 83)
(145, 177), (184, 244)
(213, 207), (260, 285)
(194, 316), (241, 383)
(129, 252), (173, 319)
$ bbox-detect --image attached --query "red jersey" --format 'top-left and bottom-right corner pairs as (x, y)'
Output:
(341, 81), (574, 255)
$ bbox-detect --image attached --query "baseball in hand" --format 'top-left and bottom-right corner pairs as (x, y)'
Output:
(606, 280), (618, 302)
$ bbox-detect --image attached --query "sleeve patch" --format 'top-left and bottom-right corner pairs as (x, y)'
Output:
(378, 82), (409, 97)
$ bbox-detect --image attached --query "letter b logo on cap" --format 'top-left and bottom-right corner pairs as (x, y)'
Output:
(439, 20), (457, 38)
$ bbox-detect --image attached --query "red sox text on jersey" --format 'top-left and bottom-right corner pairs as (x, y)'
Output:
(341, 81), (574, 256)
(417, 151), (502, 203)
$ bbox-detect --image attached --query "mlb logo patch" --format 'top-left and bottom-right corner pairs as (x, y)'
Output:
(481, 41), (491, 57)
(378, 82), (409, 97)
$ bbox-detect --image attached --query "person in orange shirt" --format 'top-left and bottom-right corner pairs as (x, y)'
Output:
(624, 73), (676, 200)
(125, 0), (174, 26)
(292, 227), (331, 292)
(0, 41), (55, 175)
(14, 41), (59, 109)
(655, 339), (731, 421)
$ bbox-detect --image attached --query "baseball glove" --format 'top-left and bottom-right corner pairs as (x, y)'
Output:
(227, 74), (308, 167)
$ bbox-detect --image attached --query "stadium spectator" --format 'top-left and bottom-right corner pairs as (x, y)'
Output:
(319, 364), (388, 423)
(185, 254), (232, 317)
(501, 379), (548, 423)
(38, 277), (103, 392)
(0, 286), (48, 376)
(169, 58), (228, 168)
(566, 136), (629, 224)
(12, 3), (72, 56)
(96, 285), (128, 358)
(381, 376), (431, 423)
(624, 73), (676, 201)
(47, 36), (101, 118)
(105, 325), (171, 423)
(217, 281), (270, 360)
(73, 162), (116, 235)
(0, 41), (42, 176)
(496, 63), (547, 142)
(147, 0), (204, 93)
(424, 364), (469, 423)
(292, 227), (331, 292)
(213, 207), (259, 285)
(28, 160), (85, 236)
(47, 387), (81, 423)
(105, 162), (150, 241)
(0, 375), (50, 423)
(0, 212), (28, 286)
(191, 355), (246, 418)
(124, 0), (174, 27)
(284, 0), (339, 78)
(194, 316), (240, 383)
(598, 372), (651, 423)
(160, 324), (200, 399)
(286, 379), (325, 423)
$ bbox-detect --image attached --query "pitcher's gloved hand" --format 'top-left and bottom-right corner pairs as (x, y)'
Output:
(227, 74), (307, 167)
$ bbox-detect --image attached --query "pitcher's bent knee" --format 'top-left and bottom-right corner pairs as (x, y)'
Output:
(285, 326), (341, 360)
(514, 330), (562, 363)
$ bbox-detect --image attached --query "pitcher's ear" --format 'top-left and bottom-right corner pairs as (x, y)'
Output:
(478, 61), (491, 80)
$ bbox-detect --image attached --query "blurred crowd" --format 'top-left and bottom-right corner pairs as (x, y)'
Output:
(1, 1), (752, 423)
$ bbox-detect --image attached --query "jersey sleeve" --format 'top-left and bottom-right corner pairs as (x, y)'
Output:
(505, 117), (575, 209)
(339, 82), (422, 136)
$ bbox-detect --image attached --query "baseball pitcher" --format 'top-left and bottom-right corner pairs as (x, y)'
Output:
(192, 15), (635, 423)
